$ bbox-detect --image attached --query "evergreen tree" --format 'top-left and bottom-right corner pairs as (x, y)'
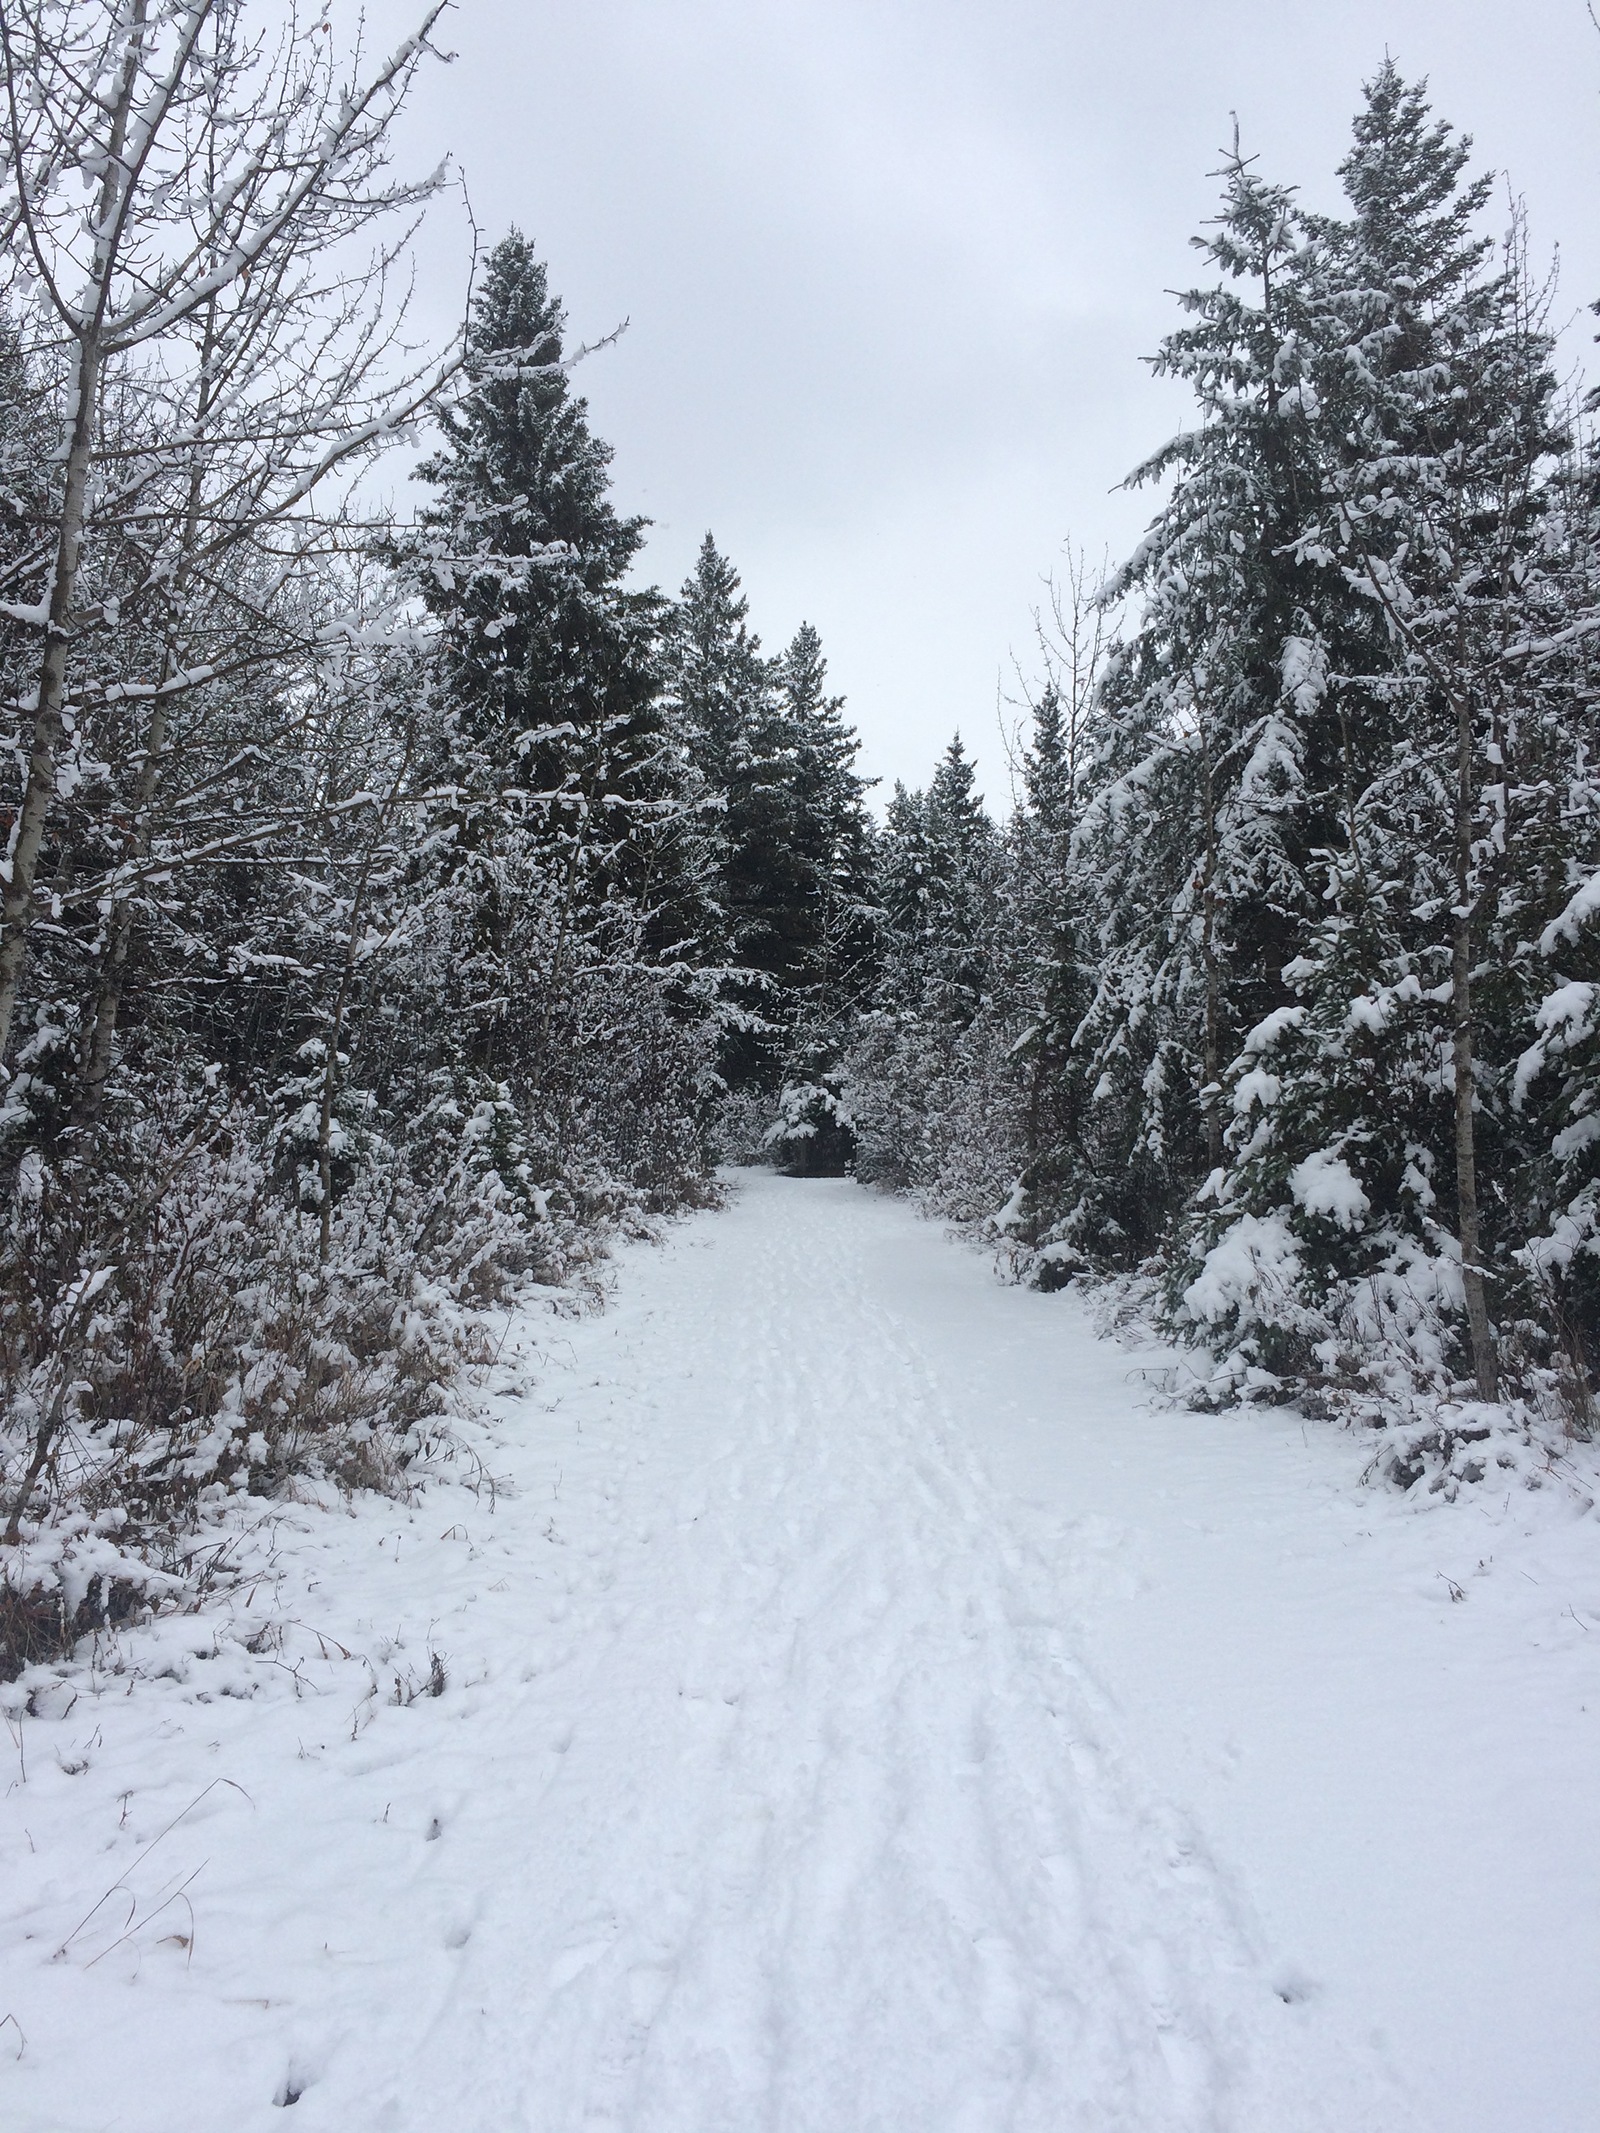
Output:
(414, 232), (662, 801)
(661, 534), (783, 1087)
(1000, 683), (1103, 1266)
(1021, 684), (1073, 839)
(775, 620), (880, 1019)
(872, 738), (998, 1028)
(407, 233), (715, 1170)
(410, 235), (690, 1053)
(664, 543), (875, 1101)
(1058, 141), (1326, 1265)
(1175, 69), (1569, 1404)
(846, 741), (1022, 1204)
(756, 622), (880, 1172)
(665, 535), (772, 800)
(1509, 415), (1600, 1379)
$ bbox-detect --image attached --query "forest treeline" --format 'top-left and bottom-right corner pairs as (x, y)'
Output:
(0, 0), (888, 1654)
(845, 66), (1600, 1485)
(2, 3), (1597, 1658)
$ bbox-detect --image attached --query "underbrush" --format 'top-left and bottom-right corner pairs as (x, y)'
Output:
(1014, 1248), (1600, 1512)
(0, 1079), (713, 1680)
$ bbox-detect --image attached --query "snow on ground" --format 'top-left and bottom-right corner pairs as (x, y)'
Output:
(2, 1171), (1597, 2132)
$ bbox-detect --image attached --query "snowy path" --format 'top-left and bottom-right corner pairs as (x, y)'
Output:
(3, 1174), (1598, 2131)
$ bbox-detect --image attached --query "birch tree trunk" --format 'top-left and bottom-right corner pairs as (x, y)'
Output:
(0, 0), (456, 1077)
(0, 1), (147, 1068)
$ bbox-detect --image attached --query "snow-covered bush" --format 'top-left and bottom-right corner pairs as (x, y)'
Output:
(838, 71), (1600, 1482)
(763, 1069), (855, 1176)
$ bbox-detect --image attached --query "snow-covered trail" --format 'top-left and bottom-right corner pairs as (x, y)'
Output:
(372, 1178), (1288, 2133)
(3, 1174), (1597, 2131)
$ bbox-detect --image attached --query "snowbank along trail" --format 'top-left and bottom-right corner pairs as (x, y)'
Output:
(3, 1172), (1596, 2131)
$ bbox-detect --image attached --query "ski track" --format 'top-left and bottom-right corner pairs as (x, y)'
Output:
(2, 1176), (1458, 2129)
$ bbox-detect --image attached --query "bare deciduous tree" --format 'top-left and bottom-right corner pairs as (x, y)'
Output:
(0, 0), (462, 1075)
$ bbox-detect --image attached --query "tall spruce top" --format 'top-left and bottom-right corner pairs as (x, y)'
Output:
(666, 533), (771, 779)
(1333, 61), (1493, 301)
(1023, 685), (1075, 838)
(418, 230), (644, 591)
(410, 230), (665, 783)
(928, 735), (987, 857)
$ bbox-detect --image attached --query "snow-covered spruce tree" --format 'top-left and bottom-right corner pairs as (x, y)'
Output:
(915, 736), (1001, 1026)
(841, 781), (935, 1187)
(1512, 829), (1600, 1412)
(759, 621), (879, 1174)
(994, 548), (1116, 1275)
(865, 738), (997, 1029)
(846, 738), (1024, 1213)
(1057, 142), (1329, 1272)
(408, 234), (717, 1196)
(1174, 70), (1572, 1417)
(1502, 381), (1600, 1400)
(413, 232), (667, 875)
(658, 534), (782, 1098)
(662, 540), (879, 1157)
(774, 620), (879, 1019)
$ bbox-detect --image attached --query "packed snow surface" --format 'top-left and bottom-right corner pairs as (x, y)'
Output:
(3, 1173), (1598, 2131)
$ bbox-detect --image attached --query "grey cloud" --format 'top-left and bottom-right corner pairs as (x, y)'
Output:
(365, 0), (1600, 800)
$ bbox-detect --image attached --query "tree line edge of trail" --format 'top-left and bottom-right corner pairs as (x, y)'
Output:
(2, 14), (1597, 1667)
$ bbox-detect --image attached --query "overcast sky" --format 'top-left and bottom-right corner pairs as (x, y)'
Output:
(364, 0), (1600, 805)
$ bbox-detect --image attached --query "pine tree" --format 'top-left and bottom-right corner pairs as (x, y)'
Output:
(775, 621), (879, 1019)
(871, 738), (997, 1029)
(414, 232), (659, 794)
(1305, 76), (1563, 1399)
(406, 233), (716, 1179)
(1022, 685), (1073, 838)
(1508, 410), (1600, 1381)
(1175, 68), (1568, 1405)
(920, 737), (999, 1025)
(409, 235), (700, 1083)
(660, 534), (782, 1088)
(1001, 685), (1100, 1265)
(1060, 140), (1326, 1265)
(664, 543), (874, 1099)
(665, 535), (771, 800)
(845, 740), (1022, 1205)
(755, 623), (880, 1172)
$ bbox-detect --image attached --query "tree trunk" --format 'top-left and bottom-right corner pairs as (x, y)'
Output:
(73, 671), (174, 1123)
(0, 5), (146, 1072)
(75, 291), (222, 1125)
(1199, 734), (1223, 1173)
(315, 738), (414, 1264)
(0, 333), (102, 1070)
(1452, 690), (1497, 1401)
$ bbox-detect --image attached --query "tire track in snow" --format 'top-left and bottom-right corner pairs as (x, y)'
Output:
(0, 1175), (1417, 2132)
(348, 1175), (1343, 2132)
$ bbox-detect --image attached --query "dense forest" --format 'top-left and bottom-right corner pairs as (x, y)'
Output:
(3, 0), (1598, 1653)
